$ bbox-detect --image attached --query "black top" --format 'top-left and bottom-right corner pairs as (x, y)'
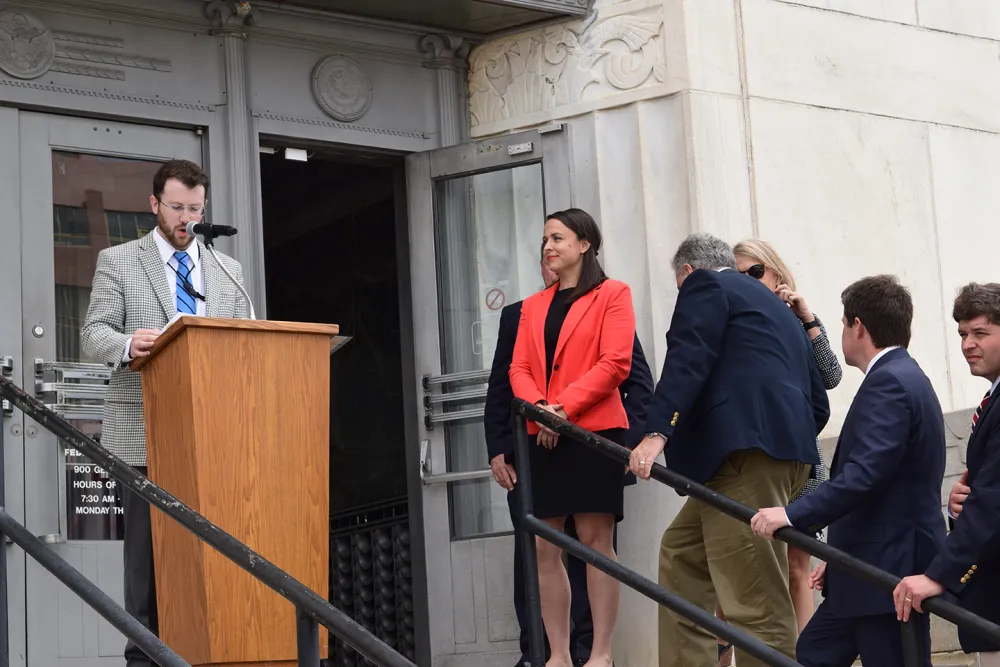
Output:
(544, 288), (572, 384)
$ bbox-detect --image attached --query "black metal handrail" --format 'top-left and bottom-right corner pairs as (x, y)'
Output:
(0, 375), (416, 667)
(0, 508), (190, 667)
(512, 398), (1000, 666)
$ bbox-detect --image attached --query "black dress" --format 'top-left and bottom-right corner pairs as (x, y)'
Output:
(529, 287), (626, 522)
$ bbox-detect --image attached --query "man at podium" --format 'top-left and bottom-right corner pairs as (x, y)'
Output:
(81, 159), (251, 667)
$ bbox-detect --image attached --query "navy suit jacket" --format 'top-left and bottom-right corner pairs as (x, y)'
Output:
(787, 348), (947, 618)
(484, 300), (654, 485)
(644, 269), (828, 484)
(926, 385), (1000, 653)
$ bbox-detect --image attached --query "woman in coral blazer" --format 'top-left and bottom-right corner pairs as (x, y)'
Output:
(509, 208), (635, 667)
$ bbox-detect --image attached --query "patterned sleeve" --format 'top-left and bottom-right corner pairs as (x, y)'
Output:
(811, 319), (843, 390)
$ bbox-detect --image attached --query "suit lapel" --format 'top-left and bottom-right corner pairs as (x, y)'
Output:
(554, 286), (599, 362)
(200, 241), (223, 318)
(139, 232), (175, 319)
(532, 286), (556, 367)
(969, 388), (998, 450)
(831, 353), (908, 472)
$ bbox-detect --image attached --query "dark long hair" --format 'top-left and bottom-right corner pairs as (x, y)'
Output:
(546, 208), (607, 303)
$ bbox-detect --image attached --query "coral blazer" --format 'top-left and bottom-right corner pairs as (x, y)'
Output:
(509, 279), (635, 435)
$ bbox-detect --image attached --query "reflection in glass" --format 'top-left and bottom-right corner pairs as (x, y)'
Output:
(433, 163), (547, 539)
(52, 151), (161, 541)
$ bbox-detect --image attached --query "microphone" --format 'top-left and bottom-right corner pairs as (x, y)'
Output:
(184, 220), (257, 320)
(186, 221), (238, 238)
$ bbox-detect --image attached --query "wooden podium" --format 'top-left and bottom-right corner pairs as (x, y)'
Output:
(133, 316), (339, 667)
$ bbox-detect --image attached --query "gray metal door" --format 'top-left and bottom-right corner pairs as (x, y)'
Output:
(404, 127), (571, 666)
(2, 111), (201, 667)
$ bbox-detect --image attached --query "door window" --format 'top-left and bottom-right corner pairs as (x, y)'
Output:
(49, 151), (160, 540)
(433, 163), (547, 539)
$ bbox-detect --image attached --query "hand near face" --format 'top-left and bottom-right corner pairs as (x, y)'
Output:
(776, 284), (811, 322)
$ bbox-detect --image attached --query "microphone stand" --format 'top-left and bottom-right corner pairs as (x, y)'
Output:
(199, 226), (257, 321)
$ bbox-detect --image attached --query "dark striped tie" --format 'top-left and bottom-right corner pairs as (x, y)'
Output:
(972, 390), (991, 429)
(173, 251), (196, 315)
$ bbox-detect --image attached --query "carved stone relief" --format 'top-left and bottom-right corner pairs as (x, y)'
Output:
(205, 0), (258, 36)
(0, 9), (55, 79)
(468, 5), (665, 128)
(0, 8), (171, 81)
(311, 55), (372, 123)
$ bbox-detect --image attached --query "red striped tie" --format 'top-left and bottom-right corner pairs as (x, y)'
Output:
(972, 391), (991, 428)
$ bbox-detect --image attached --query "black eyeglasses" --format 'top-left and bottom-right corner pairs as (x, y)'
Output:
(740, 264), (766, 280)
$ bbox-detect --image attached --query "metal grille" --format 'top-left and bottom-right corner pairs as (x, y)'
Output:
(330, 497), (414, 666)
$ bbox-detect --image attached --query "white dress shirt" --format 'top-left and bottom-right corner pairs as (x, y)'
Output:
(122, 228), (205, 361)
(865, 346), (900, 375)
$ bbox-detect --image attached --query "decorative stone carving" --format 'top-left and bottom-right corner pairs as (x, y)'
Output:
(419, 34), (470, 70)
(50, 61), (125, 80)
(311, 55), (372, 123)
(468, 8), (665, 128)
(205, 0), (259, 36)
(0, 9), (55, 80)
(52, 32), (123, 49)
(56, 46), (171, 73)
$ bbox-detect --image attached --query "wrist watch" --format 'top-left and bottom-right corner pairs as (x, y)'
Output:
(802, 316), (821, 331)
(645, 432), (667, 442)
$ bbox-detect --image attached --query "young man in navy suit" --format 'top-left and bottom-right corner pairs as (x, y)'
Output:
(895, 282), (1000, 667)
(629, 233), (829, 667)
(484, 256), (653, 667)
(753, 274), (946, 667)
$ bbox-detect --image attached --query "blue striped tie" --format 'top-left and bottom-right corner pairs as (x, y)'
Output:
(173, 251), (196, 315)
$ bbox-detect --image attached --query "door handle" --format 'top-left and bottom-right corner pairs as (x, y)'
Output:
(2, 355), (13, 417)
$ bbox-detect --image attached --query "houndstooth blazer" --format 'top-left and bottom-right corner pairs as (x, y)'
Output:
(80, 231), (252, 466)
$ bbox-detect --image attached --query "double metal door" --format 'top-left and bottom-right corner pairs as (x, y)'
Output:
(0, 110), (201, 667)
(405, 126), (571, 665)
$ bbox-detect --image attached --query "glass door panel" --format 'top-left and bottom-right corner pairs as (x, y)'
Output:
(51, 152), (162, 541)
(433, 164), (547, 538)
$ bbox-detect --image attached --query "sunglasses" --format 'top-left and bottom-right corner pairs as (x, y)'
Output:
(740, 264), (766, 280)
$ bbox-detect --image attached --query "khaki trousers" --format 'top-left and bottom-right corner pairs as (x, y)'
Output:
(658, 449), (810, 667)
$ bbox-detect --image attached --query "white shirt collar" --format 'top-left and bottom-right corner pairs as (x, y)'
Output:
(865, 346), (901, 375)
(989, 376), (1000, 397)
(153, 226), (199, 268)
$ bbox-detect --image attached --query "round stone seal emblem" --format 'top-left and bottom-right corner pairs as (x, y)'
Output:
(311, 55), (372, 123)
(0, 9), (55, 79)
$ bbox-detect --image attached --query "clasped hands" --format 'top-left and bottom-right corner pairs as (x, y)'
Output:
(534, 403), (568, 449)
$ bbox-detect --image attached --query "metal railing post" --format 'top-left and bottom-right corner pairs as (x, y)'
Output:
(0, 509), (189, 667)
(511, 398), (1000, 651)
(0, 415), (7, 667)
(900, 619), (923, 667)
(513, 414), (546, 667)
(297, 607), (320, 667)
(0, 375), (418, 667)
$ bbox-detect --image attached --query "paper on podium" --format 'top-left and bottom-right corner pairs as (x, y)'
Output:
(161, 312), (200, 333)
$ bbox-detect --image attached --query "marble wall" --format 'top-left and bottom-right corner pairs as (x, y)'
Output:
(468, 0), (1000, 662)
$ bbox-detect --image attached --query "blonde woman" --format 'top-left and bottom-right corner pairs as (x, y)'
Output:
(713, 239), (843, 665)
